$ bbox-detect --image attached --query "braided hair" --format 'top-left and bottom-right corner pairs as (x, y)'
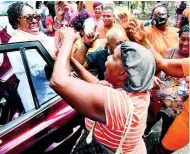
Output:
(7, 1), (33, 29)
(179, 24), (189, 37)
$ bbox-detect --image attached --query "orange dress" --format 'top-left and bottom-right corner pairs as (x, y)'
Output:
(145, 26), (179, 55)
(162, 58), (190, 151)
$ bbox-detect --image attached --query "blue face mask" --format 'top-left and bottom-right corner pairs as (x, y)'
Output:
(151, 16), (168, 27)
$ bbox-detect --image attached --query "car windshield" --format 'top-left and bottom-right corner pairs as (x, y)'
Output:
(0, 1), (16, 16)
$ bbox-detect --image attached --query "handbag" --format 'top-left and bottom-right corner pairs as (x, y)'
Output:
(71, 91), (134, 154)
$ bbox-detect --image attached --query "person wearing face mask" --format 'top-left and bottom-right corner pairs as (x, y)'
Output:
(118, 3), (179, 55)
(145, 3), (179, 55)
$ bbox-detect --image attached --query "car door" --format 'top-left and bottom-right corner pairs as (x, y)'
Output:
(0, 41), (83, 154)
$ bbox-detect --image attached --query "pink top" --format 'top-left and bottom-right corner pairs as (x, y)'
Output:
(45, 16), (55, 37)
(85, 86), (150, 153)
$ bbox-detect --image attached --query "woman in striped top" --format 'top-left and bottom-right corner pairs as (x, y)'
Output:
(50, 26), (156, 153)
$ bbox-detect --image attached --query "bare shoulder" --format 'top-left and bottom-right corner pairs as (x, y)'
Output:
(162, 47), (173, 59)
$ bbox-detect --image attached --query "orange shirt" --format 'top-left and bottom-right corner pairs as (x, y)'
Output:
(162, 57), (190, 151)
(145, 26), (179, 55)
(85, 87), (150, 153)
(182, 58), (190, 76)
(97, 22), (125, 39)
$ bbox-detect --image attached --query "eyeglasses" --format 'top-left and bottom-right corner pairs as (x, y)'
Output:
(20, 14), (41, 23)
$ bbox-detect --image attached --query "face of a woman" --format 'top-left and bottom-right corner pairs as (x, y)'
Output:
(94, 5), (102, 18)
(179, 31), (190, 56)
(105, 45), (126, 84)
(18, 6), (40, 35)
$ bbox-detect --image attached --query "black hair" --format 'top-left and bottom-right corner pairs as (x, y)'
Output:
(36, 1), (42, 9)
(103, 6), (114, 13)
(151, 3), (169, 19)
(181, 15), (189, 29)
(7, 1), (33, 30)
(71, 10), (90, 32)
(179, 24), (189, 37)
(43, 1), (48, 6)
(47, 1), (55, 18)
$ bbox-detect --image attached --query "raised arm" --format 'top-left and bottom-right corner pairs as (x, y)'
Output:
(73, 32), (99, 68)
(50, 27), (106, 124)
(118, 13), (153, 49)
(150, 49), (184, 78)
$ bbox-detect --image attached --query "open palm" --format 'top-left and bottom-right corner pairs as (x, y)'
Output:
(55, 1), (69, 17)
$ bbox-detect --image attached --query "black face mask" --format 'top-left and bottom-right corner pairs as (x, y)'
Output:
(151, 16), (168, 27)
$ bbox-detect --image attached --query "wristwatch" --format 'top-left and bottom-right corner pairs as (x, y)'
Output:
(84, 42), (91, 49)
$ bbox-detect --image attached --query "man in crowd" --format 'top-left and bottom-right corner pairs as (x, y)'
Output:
(74, 27), (127, 80)
(119, 3), (179, 55)
(97, 6), (125, 38)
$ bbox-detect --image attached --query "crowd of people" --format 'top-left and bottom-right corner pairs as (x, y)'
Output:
(0, 1), (189, 154)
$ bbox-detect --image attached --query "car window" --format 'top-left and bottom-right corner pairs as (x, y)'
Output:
(0, 50), (35, 126)
(25, 49), (57, 106)
(0, 42), (57, 128)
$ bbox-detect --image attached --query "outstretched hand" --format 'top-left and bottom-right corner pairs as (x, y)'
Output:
(118, 13), (146, 44)
(154, 76), (164, 89)
(84, 32), (100, 47)
(118, 13), (130, 30)
(55, 1), (69, 18)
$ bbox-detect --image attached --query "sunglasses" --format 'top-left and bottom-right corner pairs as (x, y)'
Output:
(20, 14), (41, 23)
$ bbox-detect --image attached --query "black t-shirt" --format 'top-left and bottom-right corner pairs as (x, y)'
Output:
(86, 49), (109, 80)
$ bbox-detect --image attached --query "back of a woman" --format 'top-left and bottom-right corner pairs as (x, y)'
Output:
(50, 24), (156, 153)
(85, 41), (155, 153)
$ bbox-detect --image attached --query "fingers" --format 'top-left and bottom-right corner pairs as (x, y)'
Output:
(93, 33), (100, 41)
(154, 76), (164, 89)
(118, 13), (128, 20)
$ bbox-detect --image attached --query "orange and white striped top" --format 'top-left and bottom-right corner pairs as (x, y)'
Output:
(85, 86), (150, 154)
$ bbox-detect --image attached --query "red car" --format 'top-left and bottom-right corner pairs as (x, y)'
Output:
(0, 41), (84, 154)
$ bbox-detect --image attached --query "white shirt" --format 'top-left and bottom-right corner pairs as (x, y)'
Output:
(8, 33), (56, 112)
